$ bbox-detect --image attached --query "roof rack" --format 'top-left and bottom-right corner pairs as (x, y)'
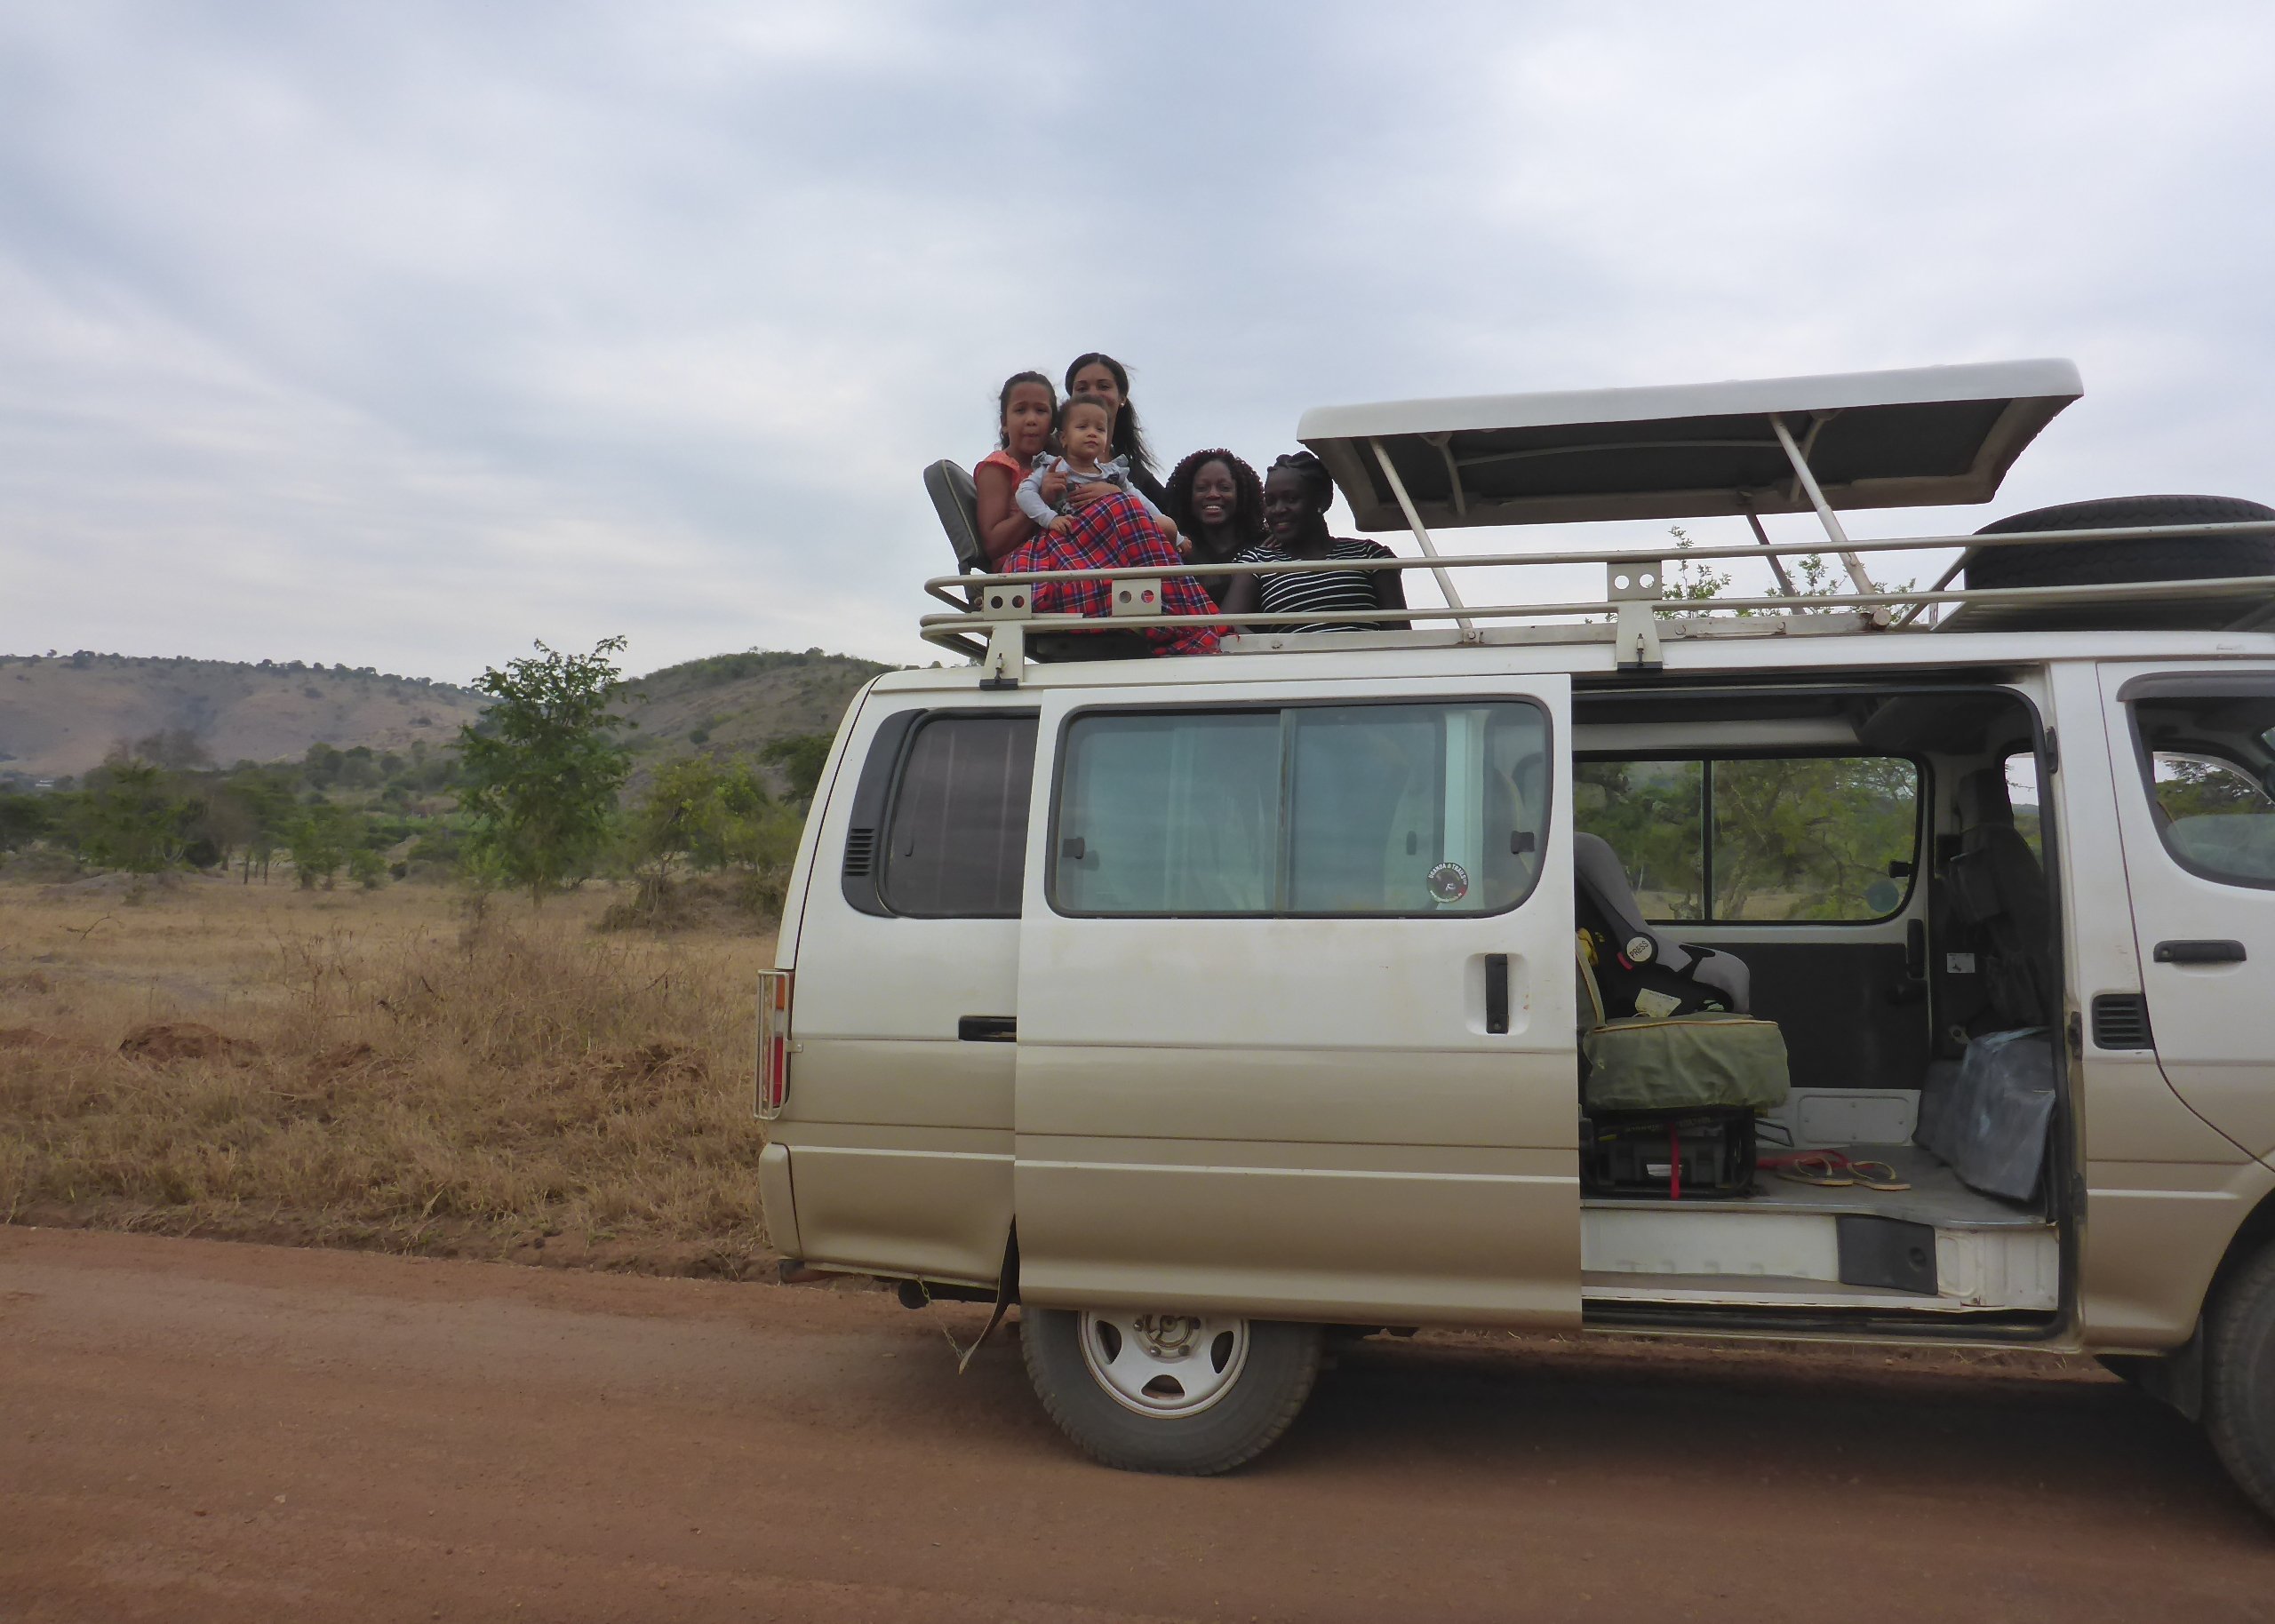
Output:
(922, 522), (2275, 681)
(918, 361), (2275, 684)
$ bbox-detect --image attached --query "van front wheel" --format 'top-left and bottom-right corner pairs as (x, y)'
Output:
(1020, 1307), (1321, 1475)
(2206, 1244), (2275, 1519)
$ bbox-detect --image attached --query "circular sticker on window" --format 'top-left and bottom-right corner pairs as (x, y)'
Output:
(1426, 861), (1471, 904)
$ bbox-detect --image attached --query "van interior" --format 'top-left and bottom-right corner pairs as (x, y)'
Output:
(1566, 680), (2066, 1334)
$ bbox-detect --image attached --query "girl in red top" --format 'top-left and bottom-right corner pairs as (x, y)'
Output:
(973, 372), (1058, 566)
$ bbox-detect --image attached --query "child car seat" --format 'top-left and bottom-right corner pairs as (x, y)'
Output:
(1572, 832), (1751, 1016)
(921, 459), (1151, 663)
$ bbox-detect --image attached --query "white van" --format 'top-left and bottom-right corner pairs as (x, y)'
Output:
(756, 361), (2275, 1509)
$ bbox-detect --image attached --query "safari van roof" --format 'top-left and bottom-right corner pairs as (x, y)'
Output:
(1297, 358), (2083, 530)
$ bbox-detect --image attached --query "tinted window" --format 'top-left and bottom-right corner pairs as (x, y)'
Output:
(1575, 755), (1919, 922)
(879, 715), (1037, 916)
(1053, 701), (1551, 918)
(2133, 691), (2275, 888)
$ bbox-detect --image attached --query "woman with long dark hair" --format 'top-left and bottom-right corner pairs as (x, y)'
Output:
(1220, 451), (1407, 634)
(1163, 448), (1266, 609)
(1065, 353), (1168, 508)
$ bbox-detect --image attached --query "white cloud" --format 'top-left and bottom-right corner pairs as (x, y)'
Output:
(2, 0), (2271, 680)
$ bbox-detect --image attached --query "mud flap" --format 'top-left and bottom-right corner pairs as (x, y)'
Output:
(939, 1229), (1018, 1374)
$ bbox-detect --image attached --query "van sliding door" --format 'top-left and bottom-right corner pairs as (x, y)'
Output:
(1012, 676), (1579, 1328)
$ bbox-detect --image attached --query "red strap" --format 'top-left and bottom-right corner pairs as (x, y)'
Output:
(1668, 1125), (1682, 1200)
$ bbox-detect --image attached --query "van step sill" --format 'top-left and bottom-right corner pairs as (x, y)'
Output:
(1582, 1270), (2021, 1314)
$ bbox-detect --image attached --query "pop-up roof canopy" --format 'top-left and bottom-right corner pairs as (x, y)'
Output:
(1298, 358), (2083, 531)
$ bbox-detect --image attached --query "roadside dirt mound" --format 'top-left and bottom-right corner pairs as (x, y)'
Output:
(118, 1022), (262, 1066)
(0, 1025), (71, 1051)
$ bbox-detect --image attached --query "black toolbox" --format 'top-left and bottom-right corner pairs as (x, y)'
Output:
(1580, 1109), (1759, 1199)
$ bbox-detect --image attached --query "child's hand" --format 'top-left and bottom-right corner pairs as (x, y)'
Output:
(1176, 533), (1193, 558)
(1049, 514), (1074, 534)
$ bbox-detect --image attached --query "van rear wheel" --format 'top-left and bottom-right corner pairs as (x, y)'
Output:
(2205, 1244), (2275, 1519)
(1020, 1307), (1321, 1475)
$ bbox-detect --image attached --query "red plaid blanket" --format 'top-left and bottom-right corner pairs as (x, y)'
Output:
(1002, 493), (1222, 656)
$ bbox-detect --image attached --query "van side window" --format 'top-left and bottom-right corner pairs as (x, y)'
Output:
(878, 714), (1038, 917)
(1052, 701), (1550, 918)
(1574, 755), (1919, 922)
(2002, 751), (2045, 864)
(2131, 690), (2275, 888)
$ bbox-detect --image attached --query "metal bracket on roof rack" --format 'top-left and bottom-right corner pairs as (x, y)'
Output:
(1109, 577), (1160, 617)
(1608, 561), (1664, 670)
(976, 580), (1031, 689)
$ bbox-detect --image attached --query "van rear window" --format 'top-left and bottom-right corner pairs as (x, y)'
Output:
(1050, 701), (1551, 918)
(878, 714), (1037, 917)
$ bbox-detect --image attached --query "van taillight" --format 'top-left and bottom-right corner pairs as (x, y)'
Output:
(755, 970), (793, 1118)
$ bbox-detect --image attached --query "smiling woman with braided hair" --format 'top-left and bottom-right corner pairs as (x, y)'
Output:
(1220, 451), (1407, 634)
(1162, 448), (1265, 609)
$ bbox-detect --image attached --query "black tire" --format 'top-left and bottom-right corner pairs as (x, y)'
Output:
(1966, 495), (2275, 591)
(2204, 1243), (2275, 1519)
(1020, 1307), (1321, 1476)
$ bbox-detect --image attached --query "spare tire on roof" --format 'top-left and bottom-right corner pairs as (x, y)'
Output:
(1966, 495), (2275, 589)
(1953, 495), (2275, 631)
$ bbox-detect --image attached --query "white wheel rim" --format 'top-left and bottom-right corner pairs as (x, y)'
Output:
(1078, 1310), (1249, 1419)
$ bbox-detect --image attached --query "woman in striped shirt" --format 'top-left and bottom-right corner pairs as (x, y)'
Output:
(1220, 452), (1407, 634)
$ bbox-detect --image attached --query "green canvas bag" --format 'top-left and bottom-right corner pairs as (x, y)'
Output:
(1581, 1012), (1791, 1113)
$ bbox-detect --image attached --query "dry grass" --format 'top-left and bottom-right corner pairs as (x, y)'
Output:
(0, 875), (779, 1277)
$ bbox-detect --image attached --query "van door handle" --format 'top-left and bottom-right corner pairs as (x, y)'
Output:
(1485, 954), (1509, 1034)
(958, 1015), (1018, 1041)
(2154, 939), (2247, 965)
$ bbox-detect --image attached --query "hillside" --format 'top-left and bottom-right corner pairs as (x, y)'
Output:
(0, 652), (489, 782)
(616, 649), (894, 780)
(0, 648), (898, 787)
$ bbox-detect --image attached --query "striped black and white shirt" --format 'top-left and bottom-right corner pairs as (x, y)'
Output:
(1233, 537), (1399, 633)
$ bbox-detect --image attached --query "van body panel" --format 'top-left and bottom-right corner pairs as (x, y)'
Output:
(2058, 658), (2268, 1344)
(786, 1039), (1016, 1131)
(2097, 661), (2275, 1163)
(756, 1142), (801, 1259)
(1012, 674), (1581, 1329)
(770, 695), (1024, 1282)
(2078, 1148), (2267, 1349)
(778, 678), (876, 973)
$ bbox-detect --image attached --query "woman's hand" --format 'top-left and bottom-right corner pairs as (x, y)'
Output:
(1065, 478), (1119, 508)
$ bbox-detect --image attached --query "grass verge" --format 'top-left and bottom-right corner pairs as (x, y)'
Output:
(0, 879), (776, 1278)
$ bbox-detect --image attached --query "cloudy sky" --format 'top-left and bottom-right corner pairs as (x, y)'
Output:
(3, 0), (2271, 683)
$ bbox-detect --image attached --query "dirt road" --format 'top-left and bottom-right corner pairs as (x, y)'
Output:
(4, 1230), (2272, 1622)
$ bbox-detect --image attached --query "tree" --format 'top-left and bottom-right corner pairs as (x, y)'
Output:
(759, 733), (834, 806)
(0, 792), (51, 852)
(457, 637), (633, 905)
(625, 753), (805, 919)
(80, 760), (195, 874)
(285, 803), (355, 889)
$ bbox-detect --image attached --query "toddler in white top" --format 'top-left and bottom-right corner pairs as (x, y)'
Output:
(1017, 394), (1178, 540)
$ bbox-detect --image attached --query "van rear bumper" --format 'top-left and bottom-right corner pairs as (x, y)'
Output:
(758, 1141), (802, 1259)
